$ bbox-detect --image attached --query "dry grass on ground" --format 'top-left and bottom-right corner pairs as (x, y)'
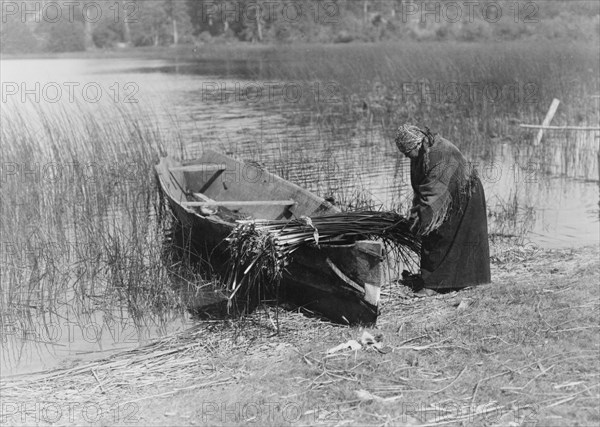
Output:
(1, 245), (598, 426)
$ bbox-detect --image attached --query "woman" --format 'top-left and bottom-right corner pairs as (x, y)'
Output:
(395, 124), (491, 291)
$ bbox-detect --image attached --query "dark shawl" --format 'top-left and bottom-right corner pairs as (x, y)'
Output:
(410, 133), (491, 290)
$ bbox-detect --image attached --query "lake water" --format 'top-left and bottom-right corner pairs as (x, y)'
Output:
(1, 57), (598, 375)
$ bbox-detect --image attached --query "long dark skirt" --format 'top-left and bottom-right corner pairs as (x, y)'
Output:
(420, 177), (491, 290)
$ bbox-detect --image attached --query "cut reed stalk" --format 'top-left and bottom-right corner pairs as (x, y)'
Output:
(223, 211), (421, 311)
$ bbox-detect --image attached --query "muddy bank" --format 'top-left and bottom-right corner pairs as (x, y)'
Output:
(1, 244), (598, 426)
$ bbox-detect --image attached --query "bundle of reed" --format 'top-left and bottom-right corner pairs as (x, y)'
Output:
(224, 211), (420, 310)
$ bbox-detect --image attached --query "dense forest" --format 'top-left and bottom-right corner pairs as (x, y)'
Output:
(1, 0), (599, 53)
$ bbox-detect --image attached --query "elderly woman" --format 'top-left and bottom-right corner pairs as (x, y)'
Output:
(395, 124), (491, 291)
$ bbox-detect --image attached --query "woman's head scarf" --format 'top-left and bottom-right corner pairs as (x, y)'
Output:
(394, 124), (425, 154)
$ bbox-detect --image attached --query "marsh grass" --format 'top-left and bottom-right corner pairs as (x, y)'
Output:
(0, 100), (204, 362)
(253, 42), (599, 178)
(257, 42), (598, 119)
(487, 191), (536, 242)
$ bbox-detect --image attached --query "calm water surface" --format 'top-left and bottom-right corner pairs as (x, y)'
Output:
(1, 57), (598, 375)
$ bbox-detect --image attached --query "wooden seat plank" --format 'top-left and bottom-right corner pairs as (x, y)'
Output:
(192, 192), (215, 202)
(183, 200), (296, 207)
(170, 164), (227, 172)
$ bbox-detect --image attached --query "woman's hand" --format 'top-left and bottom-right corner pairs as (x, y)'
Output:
(409, 209), (420, 234)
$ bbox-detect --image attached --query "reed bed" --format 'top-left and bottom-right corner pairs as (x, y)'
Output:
(254, 41), (599, 178)
(0, 100), (201, 368)
(224, 211), (421, 310)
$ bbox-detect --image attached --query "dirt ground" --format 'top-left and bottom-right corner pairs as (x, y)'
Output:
(1, 244), (598, 426)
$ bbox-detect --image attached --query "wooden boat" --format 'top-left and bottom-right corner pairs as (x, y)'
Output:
(155, 150), (384, 324)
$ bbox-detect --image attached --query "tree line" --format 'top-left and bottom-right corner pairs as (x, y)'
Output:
(1, 0), (598, 53)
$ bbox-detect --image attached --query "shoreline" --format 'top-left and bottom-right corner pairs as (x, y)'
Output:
(2, 243), (598, 425)
(2, 39), (597, 61)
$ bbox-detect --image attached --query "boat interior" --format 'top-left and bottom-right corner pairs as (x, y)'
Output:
(158, 150), (337, 221)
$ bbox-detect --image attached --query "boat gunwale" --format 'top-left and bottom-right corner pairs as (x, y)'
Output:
(156, 152), (339, 225)
(155, 153), (385, 250)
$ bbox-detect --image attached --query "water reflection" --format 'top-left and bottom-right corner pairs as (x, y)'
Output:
(120, 59), (263, 79)
(1, 299), (193, 375)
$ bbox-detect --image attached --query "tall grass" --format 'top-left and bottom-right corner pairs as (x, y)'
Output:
(0, 101), (202, 362)
(253, 41), (599, 155)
